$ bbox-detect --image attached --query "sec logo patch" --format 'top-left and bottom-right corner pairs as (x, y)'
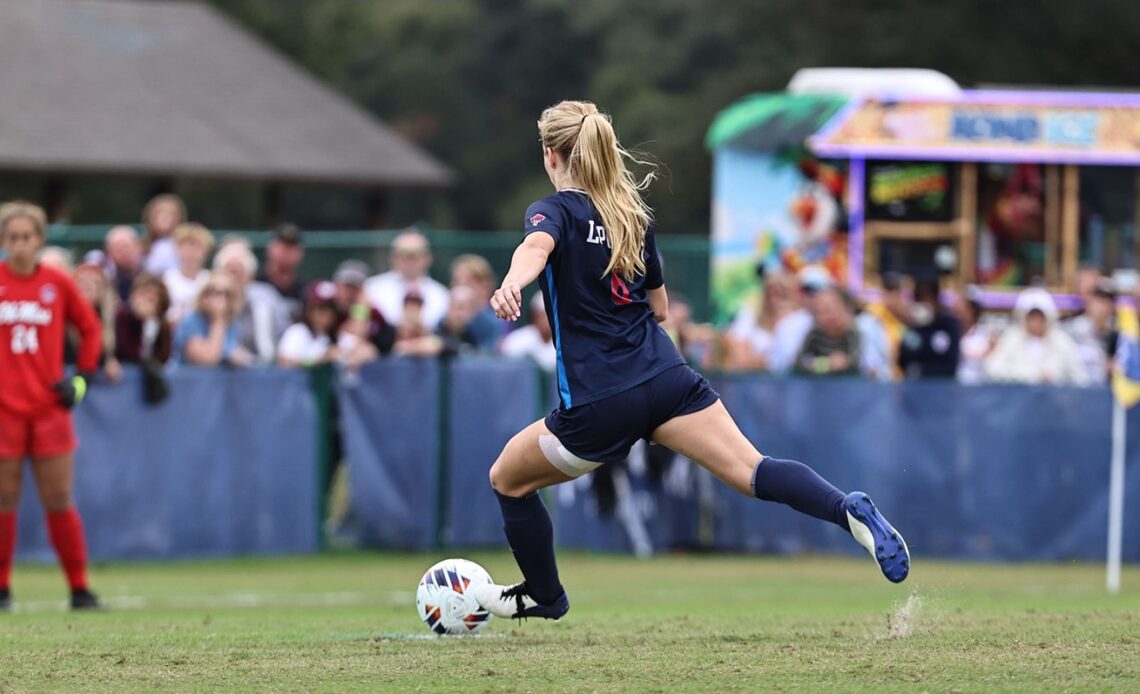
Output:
(529, 213), (546, 227)
(40, 283), (58, 304)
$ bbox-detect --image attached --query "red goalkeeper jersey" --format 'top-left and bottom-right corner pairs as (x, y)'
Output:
(0, 262), (101, 416)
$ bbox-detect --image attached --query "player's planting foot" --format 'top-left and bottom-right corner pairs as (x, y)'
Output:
(70, 589), (104, 611)
(474, 582), (569, 620)
(0, 588), (10, 612)
(844, 492), (910, 583)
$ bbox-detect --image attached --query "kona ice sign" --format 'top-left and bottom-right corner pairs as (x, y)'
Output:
(811, 91), (1140, 165)
(951, 109), (1097, 147)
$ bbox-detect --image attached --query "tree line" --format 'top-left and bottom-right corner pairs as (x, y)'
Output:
(212, 0), (1140, 234)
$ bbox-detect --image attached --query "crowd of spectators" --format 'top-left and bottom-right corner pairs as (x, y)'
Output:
(31, 192), (1137, 391)
(719, 264), (1134, 387)
(41, 195), (552, 390)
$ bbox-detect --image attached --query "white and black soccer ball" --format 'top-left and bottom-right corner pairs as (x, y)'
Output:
(415, 558), (494, 635)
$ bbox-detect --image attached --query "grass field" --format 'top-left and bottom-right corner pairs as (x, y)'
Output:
(2, 552), (1138, 692)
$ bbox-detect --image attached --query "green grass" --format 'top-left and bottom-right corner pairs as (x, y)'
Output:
(2, 552), (1138, 692)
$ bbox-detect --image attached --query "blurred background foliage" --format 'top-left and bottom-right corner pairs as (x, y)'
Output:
(207, 0), (1140, 234)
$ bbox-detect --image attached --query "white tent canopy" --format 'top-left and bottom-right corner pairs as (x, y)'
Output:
(787, 68), (962, 99)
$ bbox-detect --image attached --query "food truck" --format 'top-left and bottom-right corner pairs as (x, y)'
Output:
(708, 69), (1140, 318)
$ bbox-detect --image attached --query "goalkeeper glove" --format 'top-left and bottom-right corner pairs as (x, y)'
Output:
(54, 373), (90, 409)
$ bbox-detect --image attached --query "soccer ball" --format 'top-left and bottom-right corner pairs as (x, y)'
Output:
(415, 558), (494, 635)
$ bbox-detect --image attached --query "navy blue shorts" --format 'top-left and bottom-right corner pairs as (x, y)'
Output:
(545, 364), (719, 464)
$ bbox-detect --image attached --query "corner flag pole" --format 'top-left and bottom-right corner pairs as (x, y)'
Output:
(1108, 295), (1139, 594)
(1107, 398), (1125, 594)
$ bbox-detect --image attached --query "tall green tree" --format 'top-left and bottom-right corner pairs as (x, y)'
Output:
(212, 0), (1140, 233)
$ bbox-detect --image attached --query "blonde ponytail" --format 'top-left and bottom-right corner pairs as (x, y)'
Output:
(538, 101), (656, 280)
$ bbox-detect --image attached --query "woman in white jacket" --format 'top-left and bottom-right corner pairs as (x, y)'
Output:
(985, 288), (1090, 386)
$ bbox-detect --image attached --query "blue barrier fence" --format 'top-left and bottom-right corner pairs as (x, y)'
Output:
(337, 363), (1140, 562)
(14, 361), (1140, 562)
(16, 368), (319, 561)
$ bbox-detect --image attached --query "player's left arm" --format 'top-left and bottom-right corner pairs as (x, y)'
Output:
(493, 232), (556, 321)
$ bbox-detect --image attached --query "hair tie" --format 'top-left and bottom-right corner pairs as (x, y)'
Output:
(580, 114), (589, 125)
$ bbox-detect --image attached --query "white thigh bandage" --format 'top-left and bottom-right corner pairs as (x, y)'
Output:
(539, 435), (604, 478)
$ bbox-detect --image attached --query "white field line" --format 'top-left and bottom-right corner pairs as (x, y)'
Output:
(9, 590), (415, 614)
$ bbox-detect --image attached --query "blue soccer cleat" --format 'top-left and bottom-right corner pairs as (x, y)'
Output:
(473, 582), (570, 621)
(844, 492), (909, 583)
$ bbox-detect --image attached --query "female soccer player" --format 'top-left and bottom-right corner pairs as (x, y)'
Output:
(0, 201), (103, 610)
(475, 102), (909, 621)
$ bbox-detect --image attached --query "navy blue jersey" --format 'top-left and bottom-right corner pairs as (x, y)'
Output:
(524, 189), (683, 409)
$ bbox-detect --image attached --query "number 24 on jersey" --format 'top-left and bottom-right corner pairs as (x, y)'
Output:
(10, 325), (39, 354)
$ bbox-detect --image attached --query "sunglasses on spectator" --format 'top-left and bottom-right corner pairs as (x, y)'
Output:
(203, 286), (234, 298)
(3, 232), (36, 242)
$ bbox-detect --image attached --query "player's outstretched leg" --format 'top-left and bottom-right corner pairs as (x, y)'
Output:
(651, 400), (909, 583)
(475, 419), (574, 620)
(751, 457), (909, 583)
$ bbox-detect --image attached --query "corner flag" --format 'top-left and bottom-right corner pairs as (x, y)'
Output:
(1113, 303), (1140, 408)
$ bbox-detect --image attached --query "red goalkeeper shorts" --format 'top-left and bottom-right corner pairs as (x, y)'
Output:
(0, 407), (77, 459)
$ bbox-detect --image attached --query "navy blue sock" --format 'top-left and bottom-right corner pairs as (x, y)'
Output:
(494, 489), (564, 604)
(751, 457), (850, 532)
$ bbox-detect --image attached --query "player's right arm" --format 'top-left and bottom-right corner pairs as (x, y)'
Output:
(493, 232), (555, 321)
(644, 227), (667, 323)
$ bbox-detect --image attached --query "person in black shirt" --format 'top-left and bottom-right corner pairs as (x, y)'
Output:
(899, 277), (961, 378)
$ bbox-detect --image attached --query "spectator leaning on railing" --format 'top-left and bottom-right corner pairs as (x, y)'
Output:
(277, 281), (340, 368)
(331, 260), (390, 367)
(1063, 281), (1117, 384)
(115, 274), (172, 366)
(174, 271), (251, 367)
(163, 222), (214, 325)
(213, 242), (290, 366)
(985, 287), (1089, 386)
(725, 270), (796, 372)
(393, 290), (430, 351)
(793, 285), (863, 377)
(898, 277), (961, 379)
(864, 271), (909, 378)
(768, 266), (829, 373)
(852, 293), (891, 381)
(394, 284), (489, 358)
(952, 292), (995, 385)
(451, 253), (504, 349)
(364, 230), (450, 330)
(115, 274), (173, 403)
